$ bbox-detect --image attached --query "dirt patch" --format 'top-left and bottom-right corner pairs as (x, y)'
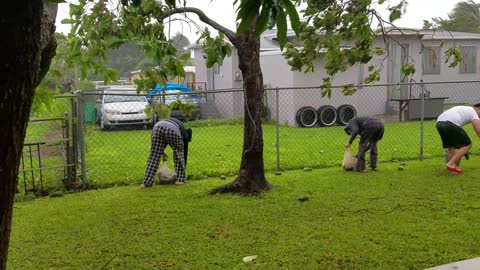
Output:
(41, 122), (66, 157)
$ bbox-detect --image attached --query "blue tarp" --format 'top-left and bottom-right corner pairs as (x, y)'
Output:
(147, 83), (200, 104)
(149, 83), (192, 95)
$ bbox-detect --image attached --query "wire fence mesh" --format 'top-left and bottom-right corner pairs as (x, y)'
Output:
(24, 80), (480, 190)
(20, 116), (72, 196)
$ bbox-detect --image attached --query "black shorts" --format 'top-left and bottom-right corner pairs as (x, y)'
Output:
(436, 121), (471, 149)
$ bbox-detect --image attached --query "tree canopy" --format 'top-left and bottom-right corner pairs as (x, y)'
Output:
(422, 0), (480, 32)
(63, 0), (462, 195)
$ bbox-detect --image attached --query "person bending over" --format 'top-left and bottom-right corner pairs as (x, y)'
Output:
(436, 104), (480, 174)
(344, 117), (384, 172)
(141, 118), (192, 187)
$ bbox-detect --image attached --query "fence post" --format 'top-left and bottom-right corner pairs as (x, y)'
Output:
(63, 112), (74, 186)
(75, 91), (88, 188)
(419, 80), (425, 160)
(275, 87), (281, 174)
(71, 96), (79, 182)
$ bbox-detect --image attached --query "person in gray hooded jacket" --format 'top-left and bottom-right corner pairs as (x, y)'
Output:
(344, 117), (384, 172)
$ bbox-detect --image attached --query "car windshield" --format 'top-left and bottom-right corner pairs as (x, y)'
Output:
(104, 93), (145, 103)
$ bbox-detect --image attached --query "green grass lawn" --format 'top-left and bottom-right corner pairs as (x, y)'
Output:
(9, 157), (480, 269)
(82, 119), (480, 188)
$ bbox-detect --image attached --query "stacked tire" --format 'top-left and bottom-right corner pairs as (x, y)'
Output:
(336, 104), (356, 126)
(296, 106), (318, 128)
(295, 104), (356, 128)
(317, 105), (337, 127)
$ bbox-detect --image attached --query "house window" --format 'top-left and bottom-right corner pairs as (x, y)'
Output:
(459, 46), (477, 74)
(422, 46), (441, 74)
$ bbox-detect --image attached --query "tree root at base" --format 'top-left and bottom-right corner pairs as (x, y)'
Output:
(208, 174), (272, 195)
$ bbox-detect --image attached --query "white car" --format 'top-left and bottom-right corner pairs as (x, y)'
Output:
(97, 88), (152, 129)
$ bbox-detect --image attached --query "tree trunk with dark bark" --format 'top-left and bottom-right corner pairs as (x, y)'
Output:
(209, 34), (272, 195)
(0, 1), (56, 269)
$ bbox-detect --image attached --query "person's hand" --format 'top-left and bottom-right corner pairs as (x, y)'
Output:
(140, 184), (146, 189)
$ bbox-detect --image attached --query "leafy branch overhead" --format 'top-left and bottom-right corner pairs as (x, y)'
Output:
(234, 0), (301, 49)
(65, 0), (463, 100)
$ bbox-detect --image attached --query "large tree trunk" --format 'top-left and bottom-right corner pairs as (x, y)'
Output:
(0, 1), (56, 269)
(209, 36), (272, 195)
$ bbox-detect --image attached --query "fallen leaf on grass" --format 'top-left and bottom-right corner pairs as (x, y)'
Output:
(243, 255), (257, 263)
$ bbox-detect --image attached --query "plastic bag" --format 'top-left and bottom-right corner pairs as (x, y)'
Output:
(342, 146), (357, 171)
(157, 161), (176, 184)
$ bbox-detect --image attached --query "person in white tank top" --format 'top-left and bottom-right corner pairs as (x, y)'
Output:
(436, 104), (480, 174)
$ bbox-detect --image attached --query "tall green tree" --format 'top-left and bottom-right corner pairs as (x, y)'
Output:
(172, 32), (191, 58)
(135, 32), (191, 73)
(0, 1), (57, 268)
(106, 41), (146, 78)
(423, 0), (480, 32)
(65, 0), (414, 195)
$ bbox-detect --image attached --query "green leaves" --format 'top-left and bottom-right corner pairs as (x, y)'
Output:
(236, 0), (262, 34)
(342, 84), (357, 96)
(107, 38), (128, 49)
(252, 3), (272, 38)
(150, 102), (172, 120)
(364, 69), (381, 84)
(180, 53), (191, 61)
(320, 77), (332, 98)
(61, 19), (76, 24)
(389, 9), (401, 23)
(104, 68), (120, 85)
(388, 1), (407, 23)
(198, 30), (232, 68)
(164, 0), (176, 8)
(283, 0), (300, 36)
(235, 0), (301, 50)
(445, 47), (463, 68)
(276, 8), (288, 50)
(401, 64), (416, 77)
(148, 94), (199, 120)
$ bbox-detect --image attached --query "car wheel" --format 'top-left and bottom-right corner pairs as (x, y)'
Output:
(317, 105), (337, 127)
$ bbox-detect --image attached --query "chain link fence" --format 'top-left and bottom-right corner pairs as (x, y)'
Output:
(20, 96), (78, 196)
(38, 80), (480, 188)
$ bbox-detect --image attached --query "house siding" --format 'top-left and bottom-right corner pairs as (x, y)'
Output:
(191, 30), (480, 126)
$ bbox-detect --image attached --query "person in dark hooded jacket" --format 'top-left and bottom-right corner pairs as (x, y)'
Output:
(344, 117), (384, 172)
(141, 118), (192, 187)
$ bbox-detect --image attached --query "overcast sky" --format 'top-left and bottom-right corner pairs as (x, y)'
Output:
(55, 0), (465, 43)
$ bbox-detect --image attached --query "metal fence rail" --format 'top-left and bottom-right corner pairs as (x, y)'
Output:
(30, 80), (480, 189)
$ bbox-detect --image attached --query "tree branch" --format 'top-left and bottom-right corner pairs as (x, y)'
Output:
(158, 7), (238, 45)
